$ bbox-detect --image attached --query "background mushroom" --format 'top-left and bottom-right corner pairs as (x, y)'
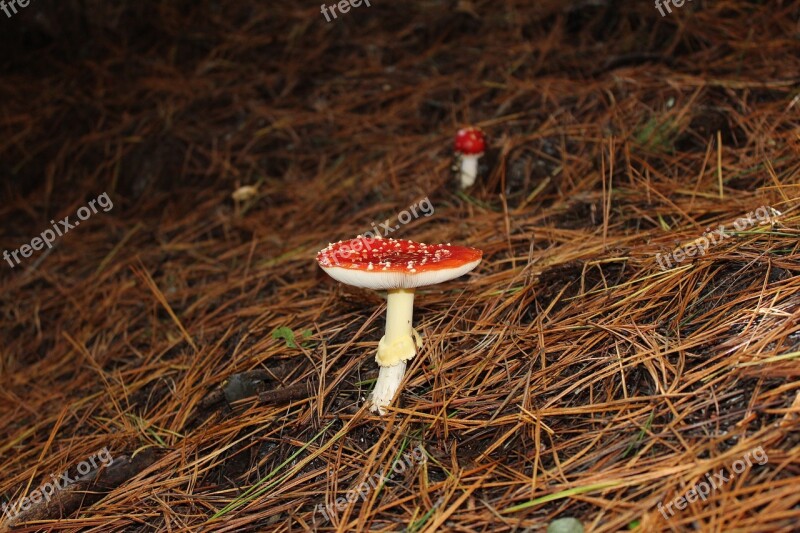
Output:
(317, 237), (482, 414)
(454, 126), (486, 189)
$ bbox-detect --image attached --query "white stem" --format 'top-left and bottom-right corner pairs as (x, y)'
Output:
(370, 289), (415, 414)
(459, 154), (480, 188)
(371, 361), (407, 416)
(385, 288), (414, 344)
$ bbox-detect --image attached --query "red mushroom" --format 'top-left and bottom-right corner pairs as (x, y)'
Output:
(454, 127), (486, 189)
(317, 236), (482, 414)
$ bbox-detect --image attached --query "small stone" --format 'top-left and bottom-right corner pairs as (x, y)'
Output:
(546, 517), (584, 533)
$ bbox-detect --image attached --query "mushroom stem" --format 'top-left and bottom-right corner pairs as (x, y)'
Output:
(385, 288), (415, 345)
(459, 154), (480, 188)
(371, 288), (417, 414)
(371, 360), (407, 415)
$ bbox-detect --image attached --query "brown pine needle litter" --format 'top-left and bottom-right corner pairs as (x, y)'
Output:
(1, 1), (800, 531)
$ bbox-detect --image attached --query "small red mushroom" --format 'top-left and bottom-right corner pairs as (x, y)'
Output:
(454, 127), (486, 189)
(317, 236), (482, 414)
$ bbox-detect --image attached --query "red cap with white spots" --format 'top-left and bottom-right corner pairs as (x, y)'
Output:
(317, 237), (482, 290)
(454, 127), (486, 156)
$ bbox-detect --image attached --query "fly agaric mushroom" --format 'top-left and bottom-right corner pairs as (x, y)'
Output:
(454, 127), (486, 189)
(316, 237), (482, 415)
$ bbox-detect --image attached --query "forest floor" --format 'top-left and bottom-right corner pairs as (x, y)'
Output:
(1, 1), (799, 531)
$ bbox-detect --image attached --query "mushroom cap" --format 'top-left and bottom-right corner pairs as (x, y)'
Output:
(454, 127), (486, 155)
(317, 237), (482, 290)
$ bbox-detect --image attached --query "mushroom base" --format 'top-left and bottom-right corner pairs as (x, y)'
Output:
(369, 360), (407, 415)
